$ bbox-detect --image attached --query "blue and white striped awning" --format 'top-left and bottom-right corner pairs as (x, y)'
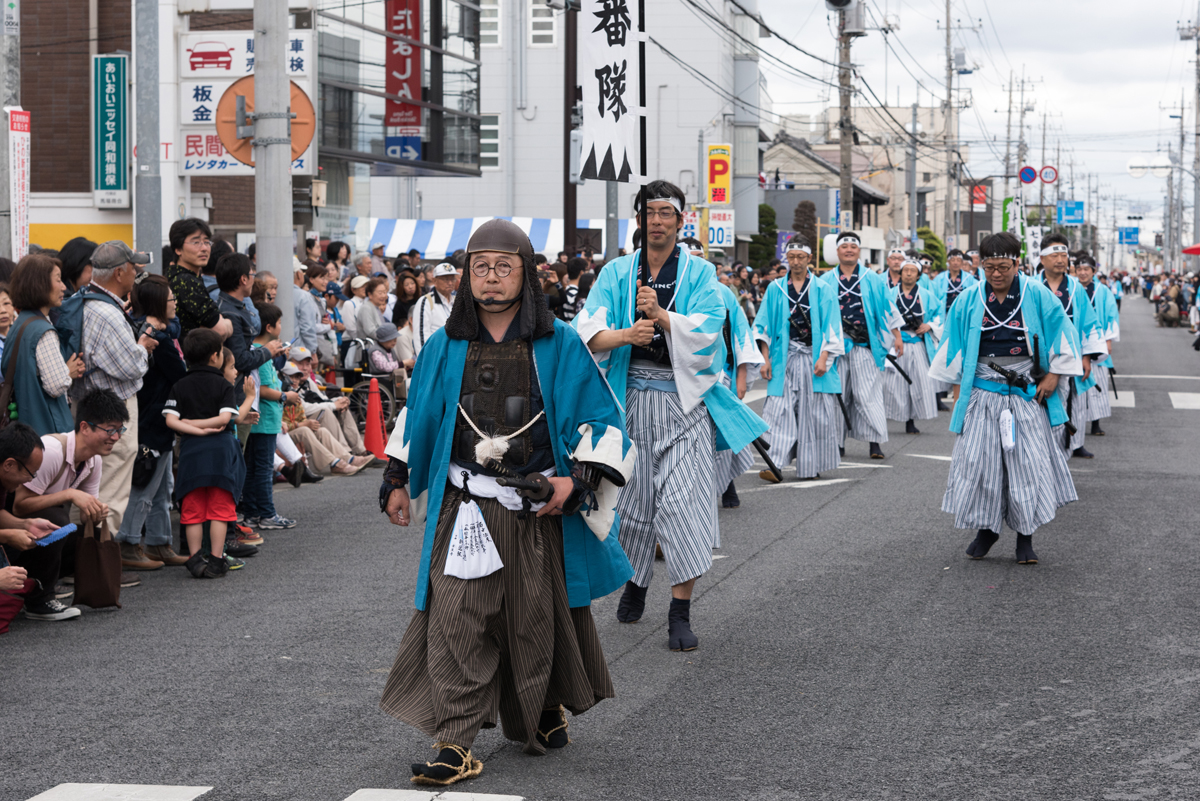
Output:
(350, 217), (637, 260)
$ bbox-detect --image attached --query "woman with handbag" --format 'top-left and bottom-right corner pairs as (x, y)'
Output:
(115, 276), (189, 566)
(0, 254), (86, 435)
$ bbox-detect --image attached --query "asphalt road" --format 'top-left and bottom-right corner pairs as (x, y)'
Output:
(4, 293), (1200, 801)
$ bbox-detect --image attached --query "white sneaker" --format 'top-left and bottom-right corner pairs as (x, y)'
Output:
(23, 598), (82, 621)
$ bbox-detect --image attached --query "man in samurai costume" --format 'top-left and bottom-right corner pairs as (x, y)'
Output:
(688, 240), (763, 509)
(884, 257), (943, 434)
(1075, 254), (1119, 437)
(929, 232), (1082, 565)
(916, 254), (935, 292)
(818, 231), (905, 460)
(378, 219), (636, 786)
(1037, 233), (1106, 460)
(930, 248), (978, 408)
(574, 179), (766, 651)
(884, 248), (906, 289)
(754, 235), (844, 482)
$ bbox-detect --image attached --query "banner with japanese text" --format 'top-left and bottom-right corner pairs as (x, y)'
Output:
(385, 0), (422, 130)
(6, 107), (29, 259)
(579, 0), (643, 182)
(92, 54), (129, 208)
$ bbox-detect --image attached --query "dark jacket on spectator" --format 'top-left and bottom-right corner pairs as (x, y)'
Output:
(167, 262), (221, 336)
(134, 316), (187, 453)
(217, 291), (271, 379)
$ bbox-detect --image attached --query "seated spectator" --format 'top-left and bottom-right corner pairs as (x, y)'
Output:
(3, 254), (87, 435)
(164, 329), (248, 578)
(355, 277), (389, 343)
(274, 426), (322, 486)
(366, 323), (407, 403)
(280, 360), (371, 475)
(0, 423), (78, 622)
(288, 346), (372, 459)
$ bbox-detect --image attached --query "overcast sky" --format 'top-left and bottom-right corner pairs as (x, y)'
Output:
(748, 0), (1200, 237)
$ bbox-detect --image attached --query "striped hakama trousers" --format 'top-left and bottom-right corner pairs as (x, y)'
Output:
(942, 360), (1077, 535)
(762, 341), (842, 478)
(380, 485), (614, 755)
(714, 372), (755, 491)
(1052, 377), (1088, 457)
(1084, 362), (1113, 421)
(616, 366), (717, 588)
(839, 344), (889, 444)
(883, 340), (938, 422)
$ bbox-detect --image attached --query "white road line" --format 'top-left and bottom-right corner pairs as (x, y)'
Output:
(1119, 374), (1200, 380)
(741, 478), (855, 494)
(906, 454), (953, 462)
(743, 388), (768, 404)
(1109, 390), (1135, 408)
(27, 785), (213, 801)
(344, 791), (524, 800)
(713, 554), (729, 560)
(836, 460), (894, 469)
(1169, 392), (1200, 409)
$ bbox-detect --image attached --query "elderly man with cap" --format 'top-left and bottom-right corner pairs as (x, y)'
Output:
(574, 179), (765, 651)
(70, 241), (162, 550)
(412, 262), (458, 357)
(289, 344), (373, 460)
(818, 231), (905, 460)
(370, 241), (388, 277)
(378, 219), (635, 785)
(754, 234), (844, 482)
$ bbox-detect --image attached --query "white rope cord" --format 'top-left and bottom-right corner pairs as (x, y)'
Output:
(457, 404), (546, 466)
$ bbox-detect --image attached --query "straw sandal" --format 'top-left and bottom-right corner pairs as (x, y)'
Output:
(536, 705), (571, 749)
(410, 743), (483, 786)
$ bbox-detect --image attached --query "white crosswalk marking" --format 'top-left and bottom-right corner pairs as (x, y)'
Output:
(1169, 392), (1200, 409)
(906, 454), (953, 462)
(27, 785), (212, 801)
(1109, 390), (1135, 408)
(741, 478), (855, 494)
(834, 460), (893, 469)
(743, 388), (768, 404)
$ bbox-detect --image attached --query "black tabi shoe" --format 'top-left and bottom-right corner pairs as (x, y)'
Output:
(616, 581), (647, 623)
(721, 482), (740, 508)
(1072, 446), (1095, 459)
(966, 528), (1000, 559)
(905, 419), (920, 435)
(936, 398), (951, 412)
(536, 705), (571, 749)
(1090, 421), (1105, 436)
(1015, 533), (1039, 565)
(411, 743), (483, 786)
(668, 598), (699, 651)
(839, 446), (845, 457)
(869, 442), (885, 459)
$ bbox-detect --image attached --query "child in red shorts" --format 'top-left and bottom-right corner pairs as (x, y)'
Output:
(164, 330), (252, 579)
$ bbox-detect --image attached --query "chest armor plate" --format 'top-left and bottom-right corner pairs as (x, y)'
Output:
(454, 339), (534, 468)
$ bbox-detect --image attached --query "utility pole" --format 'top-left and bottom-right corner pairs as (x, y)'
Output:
(908, 102), (918, 243)
(254, 0), (294, 343)
(1179, 8), (1200, 269)
(1166, 158), (1174, 273)
(942, 0), (953, 245)
(563, 3), (578, 257)
(838, 9), (854, 231)
(1180, 90), (1188, 256)
(1037, 113), (1047, 228)
(0, 0), (20, 259)
(1054, 139), (1061, 234)
(134, 0), (160, 269)
(1002, 70), (1014, 202)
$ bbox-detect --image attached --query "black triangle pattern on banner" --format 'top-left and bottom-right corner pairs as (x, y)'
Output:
(597, 147), (617, 181)
(581, 145), (599, 181)
(618, 151), (632, 182)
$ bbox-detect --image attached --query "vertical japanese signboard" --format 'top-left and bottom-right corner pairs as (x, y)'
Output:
(385, 0), (422, 129)
(706, 144), (731, 205)
(579, 0), (644, 182)
(6, 107), (29, 258)
(92, 54), (130, 208)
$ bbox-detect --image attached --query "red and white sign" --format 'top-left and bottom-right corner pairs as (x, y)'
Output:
(6, 107), (30, 259)
(385, 0), (422, 128)
(972, 185), (987, 212)
(1040, 165), (1058, 184)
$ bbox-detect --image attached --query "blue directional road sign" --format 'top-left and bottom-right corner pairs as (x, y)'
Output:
(1118, 227), (1139, 245)
(385, 136), (422, 161)
(1057, 200), (1085, 227)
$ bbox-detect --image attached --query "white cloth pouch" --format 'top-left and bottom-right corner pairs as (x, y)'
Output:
(999, 408), (1016, 453)
(444, 499), (504, 580)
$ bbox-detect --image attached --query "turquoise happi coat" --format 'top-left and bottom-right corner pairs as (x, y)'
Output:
(752, 273), (844, 396)
(928, 273), (1084, 434)
(1041, 272), (1103, 395)
(888, 283), (944, 354)
(1082, 280), (1120, 369)
(931, 269), (979, 313)
(573, 244), (767, 453)
(384, 319), (636, 611)
(716, 283), (763, 381)
(817, 264), (901, 371)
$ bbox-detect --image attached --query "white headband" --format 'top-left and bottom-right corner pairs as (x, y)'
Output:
(645, 197), (683, 213)
(919, 258), (932, 266)
(785, 242), (812, 255)
(1040, 244), (1069, 256)
(836, 235), (860, 247)
(986, 253), (1021, 261)
(901, 259), (921, 271)
(888, 248), (906, 257)
(966, 250), (979, 256)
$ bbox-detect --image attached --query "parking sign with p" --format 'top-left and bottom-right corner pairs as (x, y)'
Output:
(707, 144), (732, 205)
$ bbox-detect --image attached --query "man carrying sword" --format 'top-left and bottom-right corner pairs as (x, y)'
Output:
(1075, 254), (1120, 437)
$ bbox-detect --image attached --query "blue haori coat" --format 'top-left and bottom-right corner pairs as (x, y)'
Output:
(1043, 273), (1104, 394)
(931, 269), (979, 313)
(752, 274), (844, 396)
(816, 265), (903, 371)
(928, 274), (1084, 434)
(1085, 281), (1120, 368)
(384, 320), (636, 611)
(716, 283), (764, 380)
(888, 284), (944, 352)
(573, 244), (767, 453)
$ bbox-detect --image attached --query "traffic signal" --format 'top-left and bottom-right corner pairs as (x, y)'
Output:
(1155, 232), (1164, 248)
